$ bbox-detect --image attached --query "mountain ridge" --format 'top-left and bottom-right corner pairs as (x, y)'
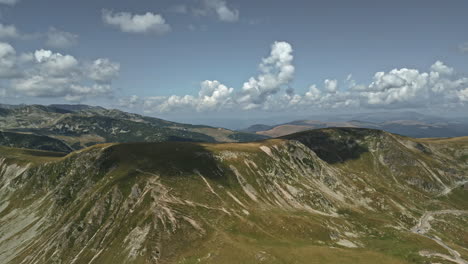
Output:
(1, 128), (467, 263)
(0, 104), (268, 152)
(245, 117), (468, 138)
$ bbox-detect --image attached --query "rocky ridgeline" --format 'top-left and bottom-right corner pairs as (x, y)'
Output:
(0, 128), (467, 264)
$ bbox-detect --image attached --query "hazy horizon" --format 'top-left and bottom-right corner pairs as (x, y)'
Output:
(2, 102), (467, 130)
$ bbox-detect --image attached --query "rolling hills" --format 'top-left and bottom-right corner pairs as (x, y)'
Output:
(0, 104), (267, 152)
(0, 131), (72, 153)
(0, 128), (467, 263)
(246, 118), (468, 138)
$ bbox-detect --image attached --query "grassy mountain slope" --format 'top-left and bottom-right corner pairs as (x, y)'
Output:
(0, 131), (72, 153)
(0, 128), (467, 264)
(0, 105), (267, 151)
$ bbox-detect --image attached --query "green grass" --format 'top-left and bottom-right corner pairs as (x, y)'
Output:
(0, 145), (66, 165)
(1, 128), (467, 264)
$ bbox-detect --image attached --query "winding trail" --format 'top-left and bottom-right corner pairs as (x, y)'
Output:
(409, 179), (468, 264)
(411, 210), (468, 264)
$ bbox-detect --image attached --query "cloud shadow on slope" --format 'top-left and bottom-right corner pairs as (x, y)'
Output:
(280, 128), (373, 164)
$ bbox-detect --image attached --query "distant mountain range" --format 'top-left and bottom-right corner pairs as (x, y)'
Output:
(2, 105), (466, 154)
(0, 104), (267, 152)
(243, 112), (468, 138)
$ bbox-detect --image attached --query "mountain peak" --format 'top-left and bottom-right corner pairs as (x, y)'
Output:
(0, 126), (466, 263)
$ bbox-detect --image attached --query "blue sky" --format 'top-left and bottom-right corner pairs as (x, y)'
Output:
(0, 0), (467, 126)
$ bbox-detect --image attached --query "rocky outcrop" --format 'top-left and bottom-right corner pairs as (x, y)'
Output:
(0, 128), (467, 263)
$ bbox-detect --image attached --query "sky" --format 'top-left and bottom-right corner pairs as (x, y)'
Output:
(0, 0), (467, 127)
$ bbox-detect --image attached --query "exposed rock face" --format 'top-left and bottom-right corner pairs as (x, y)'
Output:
(0, 128), (467, 264)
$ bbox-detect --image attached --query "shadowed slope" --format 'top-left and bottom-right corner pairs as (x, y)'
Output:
(0, 131), (73, 153)
(0, 128), (467, 264)
(0, 104), (268, 151)
(281, 128), (374, 164)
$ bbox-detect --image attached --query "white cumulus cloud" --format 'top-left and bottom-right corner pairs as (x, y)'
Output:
(362, 68), (429, 107)
(324, 79), (338, 93)
(12, 75), (74, 97)
(193, 0), (239, 22)
(102, 10), (171, 34)
(203, 0), (239, 22)
(430, 60), (454, 76)
(238, 41), (294, 109)
(285, 61), (468, 110)
(140, 41), (294, 113)
(143, 80), (234, 113)
(197, 80), (234, 111)
(33, 49), (79, 76)
(118, 40), (468, 114)
(88, 58), (120, 83)
(1, 42), (120, 102)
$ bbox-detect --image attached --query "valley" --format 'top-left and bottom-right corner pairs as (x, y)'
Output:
(0, 128), (467, 263)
